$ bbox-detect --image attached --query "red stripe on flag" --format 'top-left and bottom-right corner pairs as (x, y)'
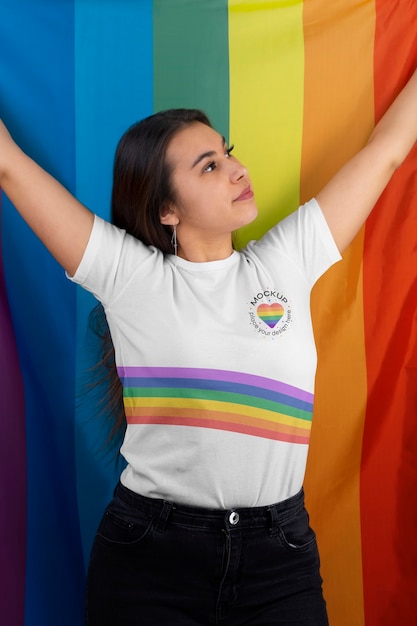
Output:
(361, 2), (417, 622)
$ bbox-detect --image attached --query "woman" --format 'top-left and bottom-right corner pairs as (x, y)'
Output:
(1, 68), (416, 625)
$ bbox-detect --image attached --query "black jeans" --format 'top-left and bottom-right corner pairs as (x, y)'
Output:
(86, 483), (329, 625)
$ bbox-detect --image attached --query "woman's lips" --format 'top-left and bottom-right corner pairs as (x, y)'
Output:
(234, 186), (254, 201)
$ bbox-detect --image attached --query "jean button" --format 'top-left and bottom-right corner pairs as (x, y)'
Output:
(229, 511), (239, 525)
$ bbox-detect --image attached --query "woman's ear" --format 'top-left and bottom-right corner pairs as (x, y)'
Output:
(160, 204), (179, 226)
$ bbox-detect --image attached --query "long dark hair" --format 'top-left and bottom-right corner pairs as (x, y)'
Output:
(88, 109), (212, 445)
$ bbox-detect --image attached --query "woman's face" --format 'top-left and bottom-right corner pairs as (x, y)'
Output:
(161, 122), (258, 260)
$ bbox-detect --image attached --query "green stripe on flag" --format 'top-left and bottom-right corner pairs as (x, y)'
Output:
(153, 0), (230, 138)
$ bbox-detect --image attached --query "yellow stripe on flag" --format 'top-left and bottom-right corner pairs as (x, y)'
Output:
(228, 0), (305, 247)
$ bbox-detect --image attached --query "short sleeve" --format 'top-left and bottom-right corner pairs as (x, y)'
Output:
(244, 198), (341, 286)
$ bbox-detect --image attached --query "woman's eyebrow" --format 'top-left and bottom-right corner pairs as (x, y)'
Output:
(191, 136), (227, 169)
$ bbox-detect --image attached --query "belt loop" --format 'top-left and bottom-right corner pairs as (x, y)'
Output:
(156, 501), (173, 531)
(268, 504), (279, 537)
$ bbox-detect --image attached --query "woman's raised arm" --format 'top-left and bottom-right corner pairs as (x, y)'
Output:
(0, 120), (94, 276)
(316, 66), (417, 253)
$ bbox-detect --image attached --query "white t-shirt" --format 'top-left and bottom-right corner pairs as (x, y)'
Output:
(70, 198), (341, 508)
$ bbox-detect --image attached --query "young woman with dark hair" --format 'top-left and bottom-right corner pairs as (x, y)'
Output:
(0, 67), (416, 625)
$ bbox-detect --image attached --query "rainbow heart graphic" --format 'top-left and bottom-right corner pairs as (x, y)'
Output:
(257, 303), (284, 329)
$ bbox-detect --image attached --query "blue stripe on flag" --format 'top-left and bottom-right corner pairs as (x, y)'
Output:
(0, 1), (85, 624)
(74, 0), (154, 568)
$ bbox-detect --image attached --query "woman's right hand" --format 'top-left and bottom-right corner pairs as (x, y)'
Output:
(0, 119), (94, 276)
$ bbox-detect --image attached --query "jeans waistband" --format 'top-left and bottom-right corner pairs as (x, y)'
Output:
(114, 482), (305, 531)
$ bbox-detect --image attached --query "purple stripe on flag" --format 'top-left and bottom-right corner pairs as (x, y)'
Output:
(0, 191), (27, 626)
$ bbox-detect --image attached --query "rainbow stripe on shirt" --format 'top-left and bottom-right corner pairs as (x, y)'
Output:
(117, 367), (313, 444)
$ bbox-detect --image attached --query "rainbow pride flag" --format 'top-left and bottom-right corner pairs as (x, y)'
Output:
(1, 2), (416, 625)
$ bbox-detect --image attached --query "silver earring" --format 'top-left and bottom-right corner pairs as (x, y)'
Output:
(171, 225), (178, 256)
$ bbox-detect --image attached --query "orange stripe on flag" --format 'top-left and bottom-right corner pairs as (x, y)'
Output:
(301, 1), (376, 624)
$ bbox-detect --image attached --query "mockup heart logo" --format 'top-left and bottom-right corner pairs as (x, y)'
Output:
(257, 303), (284, 328)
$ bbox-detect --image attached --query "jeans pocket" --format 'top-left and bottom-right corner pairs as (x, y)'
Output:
(277, 505), (317, 553)
(96, 502), (154, 547)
